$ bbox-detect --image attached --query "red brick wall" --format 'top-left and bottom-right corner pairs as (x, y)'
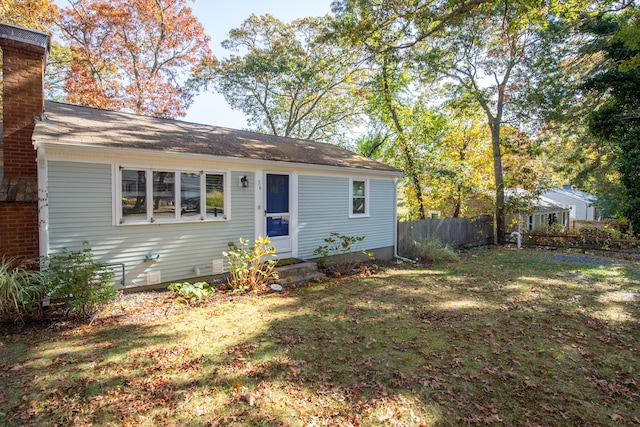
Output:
(0, 203), (39, 260)
(0, 36), (47, 260)
(1, 38), (46, 177)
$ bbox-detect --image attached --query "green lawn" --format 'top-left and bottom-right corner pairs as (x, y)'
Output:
(1, 247), (638, 426)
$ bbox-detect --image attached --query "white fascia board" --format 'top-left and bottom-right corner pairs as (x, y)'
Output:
(37, 141), (403, 180)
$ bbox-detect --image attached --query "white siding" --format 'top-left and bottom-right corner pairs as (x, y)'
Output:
(543, 190), (597, 221)
(297, 175), (396, 258)
(47, 161), (255, 288)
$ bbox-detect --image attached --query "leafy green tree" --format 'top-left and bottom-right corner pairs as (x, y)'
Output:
(423, 0), (577, 242)
(371, 58), (442, 219)
(193, 14), (365, 143)
(583, 8), (640, 232)
(332, 0), (488, 219)
(616, 5), (640, 71)
(427, 102), (494, 218)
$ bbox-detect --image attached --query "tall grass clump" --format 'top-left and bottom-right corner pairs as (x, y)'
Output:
(408, 238), (458, 263)
(0, 257), (51, 322)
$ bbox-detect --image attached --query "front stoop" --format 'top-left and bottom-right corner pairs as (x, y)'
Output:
(276, 261), (326, 286)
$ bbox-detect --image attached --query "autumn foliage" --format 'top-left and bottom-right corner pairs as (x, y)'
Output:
(0, 0), (61, 115)
(59, 0), (212, 118)
(0, 0), (59, 30)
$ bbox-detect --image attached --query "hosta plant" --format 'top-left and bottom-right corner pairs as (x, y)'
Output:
(168, 281), (214, 303)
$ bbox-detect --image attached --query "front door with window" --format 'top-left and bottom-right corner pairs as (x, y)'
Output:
(265, 173), (291, 253)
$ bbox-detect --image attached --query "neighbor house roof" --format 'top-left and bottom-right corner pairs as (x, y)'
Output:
(544, 188), (596, 204)
(33, 101), (401, 174)
(506, 188), (570, 212)
(534, 195), (570, 211)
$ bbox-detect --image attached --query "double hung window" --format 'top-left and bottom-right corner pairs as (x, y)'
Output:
(350, 178), (369, 217)
(119, 168), (227, 224)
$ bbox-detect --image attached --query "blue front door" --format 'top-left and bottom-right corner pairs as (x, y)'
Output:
(266, 173), (291, 253)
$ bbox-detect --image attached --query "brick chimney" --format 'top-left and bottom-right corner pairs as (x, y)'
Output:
(0, 23), (50, 260)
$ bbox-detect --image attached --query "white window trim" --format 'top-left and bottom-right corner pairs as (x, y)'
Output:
(349, 177), (370, 218)
(114, 165), (230, 225)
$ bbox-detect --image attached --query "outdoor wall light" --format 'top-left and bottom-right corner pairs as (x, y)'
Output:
(145, 252), (160, 262)
(240, 175), (249, 188)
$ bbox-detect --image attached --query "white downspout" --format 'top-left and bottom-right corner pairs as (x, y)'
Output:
(37, 146), (49, 260)
(393, 176), (399, 259)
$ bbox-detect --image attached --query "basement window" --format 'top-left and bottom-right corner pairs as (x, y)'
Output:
(118, 168), (228, 224)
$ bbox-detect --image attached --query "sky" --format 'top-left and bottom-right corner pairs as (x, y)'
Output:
(184, 0), (335, 129)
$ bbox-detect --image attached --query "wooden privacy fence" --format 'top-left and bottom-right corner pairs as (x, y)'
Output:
(397, 215), (494, 258)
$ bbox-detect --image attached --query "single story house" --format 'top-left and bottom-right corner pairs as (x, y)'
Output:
(505, 189), (571, 232)
(543, 185), (599, 221)
(0, 23), (402, 289)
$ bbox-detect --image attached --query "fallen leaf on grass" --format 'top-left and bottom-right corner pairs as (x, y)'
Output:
(484, 414), (503, 423)
(240, 392), (260, 407)
(541, 403), (555, 413)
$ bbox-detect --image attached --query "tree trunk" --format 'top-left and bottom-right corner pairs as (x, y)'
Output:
(380, 62), (426, 219)
(490, 120), (506, 244)
(452, 186), (462, 218)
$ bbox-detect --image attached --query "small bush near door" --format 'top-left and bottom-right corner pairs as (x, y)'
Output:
(313, 232), (373, 275)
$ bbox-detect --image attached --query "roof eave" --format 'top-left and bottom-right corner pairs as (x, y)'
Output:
(36, 140), (404, 178)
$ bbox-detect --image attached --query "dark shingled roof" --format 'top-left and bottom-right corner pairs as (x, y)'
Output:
(0, 176), (38, 202)
(33, 101), (400, 173)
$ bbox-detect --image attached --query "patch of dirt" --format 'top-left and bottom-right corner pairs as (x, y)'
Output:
(99, 291), (175, 324)
(0, 288), (276, 332)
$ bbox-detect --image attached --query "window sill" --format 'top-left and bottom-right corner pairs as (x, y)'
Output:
(117, 217), (228, 226)
(348, 214), (370, 219)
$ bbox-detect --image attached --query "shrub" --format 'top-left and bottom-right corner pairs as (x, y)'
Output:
(313, 233), (373, 275)
(527, 224), (574, 237)
(168, 281), (213, 303)
(43, 248), (117, 315)
(408, 238), (458, 263)
(223, 236), (279, 291)
(0, 257), (51, 322)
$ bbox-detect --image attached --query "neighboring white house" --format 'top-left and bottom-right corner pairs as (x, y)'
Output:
(506, 188), (571, 232)
(543, 185), (599, 221)
(0, 23), (403, 290)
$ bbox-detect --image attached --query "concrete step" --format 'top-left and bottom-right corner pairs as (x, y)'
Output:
(276, 261), (326, 286)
